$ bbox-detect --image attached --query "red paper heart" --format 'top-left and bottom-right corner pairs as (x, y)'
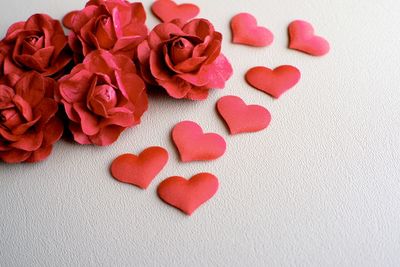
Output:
(230, 13), (273, 47)
(245, 65), (301, 98)
(172, 121), (226, 162)
(288, 20), (330, 56)
(217, 95), (271, 134)
(157, 173), (219, 215)
(110, 147), (169, 189)
(151, 0), (200, 22)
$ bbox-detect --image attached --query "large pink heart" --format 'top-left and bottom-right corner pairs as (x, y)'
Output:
(151, 0), (200, 22)
(110, 147), (169, 189)
(172, 121), (226, 162)
(288, 20), (330, 56)
(157, 173), (219, 215)
(245, 65), (301, 98)
(230, 13), (274, 47)
(217, 95), (271, 135)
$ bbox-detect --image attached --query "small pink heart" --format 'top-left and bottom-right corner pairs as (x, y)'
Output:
(157, 173), (219, 215)
(245, 65), (301, 98)
(288, 20), (330, 56)
(230, 13), (274, 47)
(151, 0), (200, 23)
(110, 147), (169, 189)
(217, 95), (271, 135)
(172, 121), (226, 162)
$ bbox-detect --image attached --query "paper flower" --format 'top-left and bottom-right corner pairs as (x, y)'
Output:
(0, 72), (63, 163)
(56, 49), (148, 146)
(63, 0), (148, 62)
(137, 18), (233, 100)
(0, 14), (72, 79)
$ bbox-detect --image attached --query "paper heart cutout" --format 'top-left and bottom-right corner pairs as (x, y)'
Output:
(157, 173), (219, 215)
(151, 0), (200, 22)
(230, 13), (274, 47)
(288, 20), (330, 56)
(245, 65), (301, 98)
(172, 121), (226, 162)
(110, 147), (169, 189)
(217, 95), (271, 134)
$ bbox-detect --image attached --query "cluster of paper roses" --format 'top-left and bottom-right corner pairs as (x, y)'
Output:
(0, 0), (233, 163)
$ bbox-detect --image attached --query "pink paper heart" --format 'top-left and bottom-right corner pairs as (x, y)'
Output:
(157, 173), (219, 215)
(217, 95), (271, 134)
(151, 0), (200, 22)
(288, 20), (330, 56)
(172, 121), (226, 162)
(110, 147), (169, 189)
(245, 65), (301, 98)
(230, 13), (274, 47)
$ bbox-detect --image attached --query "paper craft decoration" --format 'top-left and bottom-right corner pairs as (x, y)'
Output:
(230, 13), (274, 47)
(217, 95), (271, 134)
(151, 0), (200, 22)
(172, 121), (226, 162)
(137, 18), (233, 100)
(110, 146), (169, 189)
(288, 20), (330, 56)
(245, 65), (301, 98)
(157, 173), (219, 215)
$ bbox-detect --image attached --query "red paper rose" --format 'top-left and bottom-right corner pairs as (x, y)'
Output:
(0, 14), (72, 79)
(0, 72), (63, 163)
(63, 0), (148, 61)
(137, 18), (233, 100)
(56, 49), (148, 146)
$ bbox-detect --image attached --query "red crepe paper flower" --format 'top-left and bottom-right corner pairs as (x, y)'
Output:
(0, 14), (72, 79)
(63, 0), (148, 62)
(0, 72), (63, 163)
(56, 49), (148, 146)
(137, 19), (233, 100)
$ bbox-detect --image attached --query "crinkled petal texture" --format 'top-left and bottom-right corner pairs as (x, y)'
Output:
(56, 49), (148, 146)
(0, 14), (72, 79)
(0, 71), (63, 163)
(137, 18), (233, 100)
(63, 0), (148, 62)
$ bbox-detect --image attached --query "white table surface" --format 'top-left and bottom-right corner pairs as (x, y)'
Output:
(1, 0), (400, 266)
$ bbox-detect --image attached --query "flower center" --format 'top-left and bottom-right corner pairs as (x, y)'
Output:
(25, 35), (39, 45)
(170, 38), (194, 64)
(89, 84), (118, 116)
(0, 108), (22, 130)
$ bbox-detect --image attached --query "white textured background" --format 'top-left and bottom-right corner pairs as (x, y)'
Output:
(1, 0), (400, 266)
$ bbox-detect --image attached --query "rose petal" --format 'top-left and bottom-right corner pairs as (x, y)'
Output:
(63, 11), (79, 29)
(89, 125), (124, 146)
(148, 23), (185, 49)
(158, 77), (191, 99)
(11, 130), (43, 151)
(0, 148), (31, 163)
(202, 54), (233, 88)
(186, 87), (209, 100)
(25, 145), (52, 163)
(12, 94), (33, 121)
(59, 69), (93, 103)
(69, 122), (91, 145)
(73, 102), (100, 136)
(42, 117), (63, 146)
(183, 19), (214, 40)
(0, 127), (20, 141)
(150, 50), (171, 81)
(15, 72), (45, 107)
(83, 50), (119, 77)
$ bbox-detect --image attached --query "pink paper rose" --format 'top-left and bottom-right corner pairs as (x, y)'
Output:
(137, 18), (233, 100)
(56, 50), (148, 146)
(0, 72), (63, 163)
(63, 0), (148, 62)
(0, 14), (72, 79)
